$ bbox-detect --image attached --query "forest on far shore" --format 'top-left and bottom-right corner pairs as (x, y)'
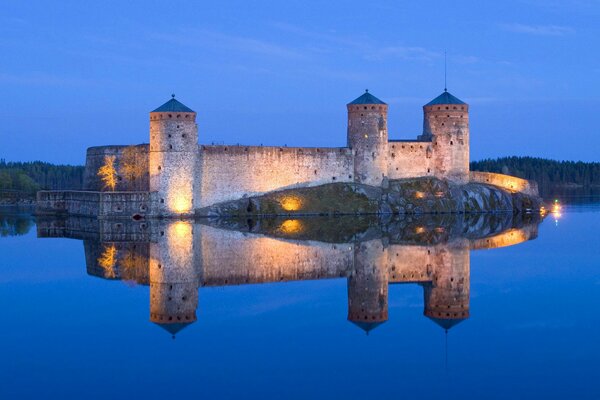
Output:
(470, 157), (600, 188)
(0, 160), (84, 198)
(0, 156), (598, 199)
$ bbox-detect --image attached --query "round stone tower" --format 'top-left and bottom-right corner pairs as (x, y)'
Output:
(347, 90), (389, 186)
(149, 95), (198, 216)
(421, 90), (469, 183)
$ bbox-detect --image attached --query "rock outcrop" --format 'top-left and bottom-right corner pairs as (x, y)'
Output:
(197, 177), (542, 217)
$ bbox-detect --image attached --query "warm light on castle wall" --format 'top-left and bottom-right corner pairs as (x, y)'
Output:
(172, 195), (192, 214)
(280, 196), (303, 212)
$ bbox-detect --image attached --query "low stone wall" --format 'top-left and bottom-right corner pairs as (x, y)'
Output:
(469, 171), (538, 196)
(36, 191), (158, 219)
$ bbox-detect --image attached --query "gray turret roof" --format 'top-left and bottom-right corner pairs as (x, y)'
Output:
(348, 90), (386, 105)
(425, 90), (466, 106)
(151, 95), (195, 113)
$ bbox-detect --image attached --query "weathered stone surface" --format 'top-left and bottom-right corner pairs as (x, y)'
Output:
(197, 177), (542, 217)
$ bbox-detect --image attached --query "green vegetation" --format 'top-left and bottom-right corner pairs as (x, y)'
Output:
(471, 157), (600, 187)
(0, 160), (84, 198)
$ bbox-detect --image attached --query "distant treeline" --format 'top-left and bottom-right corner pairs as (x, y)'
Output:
(471, 157), (600, 187)
(0, 160), (84, 196)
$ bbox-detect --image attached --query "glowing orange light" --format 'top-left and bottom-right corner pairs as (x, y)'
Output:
(171, 221), (192, 238)
(172, 196), (191, 214)
(97, 155), (117, 191)
(551, 200), (562, 226)
(97, 244), (118, 278)
(280, 196), (302, 212)
(414, 191), (425, 199)
(415, 226), (426, 234)
(280, 219), (304, 234)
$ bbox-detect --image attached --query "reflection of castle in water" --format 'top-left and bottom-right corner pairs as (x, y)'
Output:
(37, 214), (541, 336)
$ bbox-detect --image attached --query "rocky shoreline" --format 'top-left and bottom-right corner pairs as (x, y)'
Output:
(198, 177), (543, 217)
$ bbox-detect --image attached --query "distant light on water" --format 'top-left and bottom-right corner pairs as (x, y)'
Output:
(551, 199), (562, 226)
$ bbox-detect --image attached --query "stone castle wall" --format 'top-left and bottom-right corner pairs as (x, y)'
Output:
(36, 190), (158, 218)
(84, 145), (149, 191)
(469, 171), (539, 196)
(197, 145), (354, 208)
(387, 141), (432, 179)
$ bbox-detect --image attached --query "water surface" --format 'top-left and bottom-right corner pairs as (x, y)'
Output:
(1, 202), (599, 400)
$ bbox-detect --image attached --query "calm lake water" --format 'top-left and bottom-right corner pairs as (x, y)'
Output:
(1, 199), (600, 400)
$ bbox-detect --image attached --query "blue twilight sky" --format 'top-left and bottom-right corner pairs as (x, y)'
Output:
(1, 0), (599, 165)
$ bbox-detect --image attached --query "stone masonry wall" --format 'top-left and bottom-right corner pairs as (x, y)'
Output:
(387, 141), (432, 179)
(84, 145), (149, 191)
(469, 171), (539, 196)
(197, 145), (354, 208)
(423, 103), (470, 182)
(149, 111), (198, 215)
(347, 103), (389, 186)
(36, 190), (158, 218)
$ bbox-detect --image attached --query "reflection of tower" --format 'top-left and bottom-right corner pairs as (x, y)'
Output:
(423, 242), (470, 330)
(149, 221), (199, 337)
(348, 239), (389, 334)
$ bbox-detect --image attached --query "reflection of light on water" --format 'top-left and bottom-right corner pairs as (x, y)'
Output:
(551, 199), (562, 226)
(97, 244), (118, 278)
(172, 221), (192, 238)
(280, 219), (304, 234)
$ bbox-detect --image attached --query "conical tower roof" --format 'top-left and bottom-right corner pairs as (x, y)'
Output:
(151, 94), (195, 113)
(424, 90), (466, 106)
(348, 90), (386, 105)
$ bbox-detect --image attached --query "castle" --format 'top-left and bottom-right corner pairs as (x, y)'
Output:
(37, 89), (539, 218)
(149, 89), (469, 215)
